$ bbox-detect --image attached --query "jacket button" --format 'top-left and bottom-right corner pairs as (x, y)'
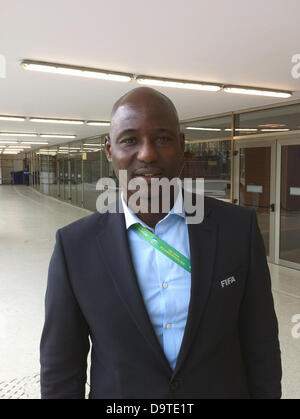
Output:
(170, 379), (180, 392)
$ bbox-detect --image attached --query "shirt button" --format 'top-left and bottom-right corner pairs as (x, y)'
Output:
(162, 282), (168, 289)
(166, 323), (171, 329)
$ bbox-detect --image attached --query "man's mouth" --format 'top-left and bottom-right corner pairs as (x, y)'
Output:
(133, 168), (162, 177)
(132, 169), (163, 184)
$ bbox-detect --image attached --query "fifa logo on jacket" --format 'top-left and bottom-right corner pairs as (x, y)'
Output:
(221, 276), (236, 288)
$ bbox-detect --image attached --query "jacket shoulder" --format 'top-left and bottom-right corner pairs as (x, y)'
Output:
(58, 211), (105, 240)
(57, 201), (121, 241)
(204, 196), (254, 220)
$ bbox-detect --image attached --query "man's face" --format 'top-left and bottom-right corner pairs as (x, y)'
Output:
(105, 97), (185, 200)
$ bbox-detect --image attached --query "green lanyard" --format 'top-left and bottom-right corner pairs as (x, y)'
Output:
(131, 223), (191, 273)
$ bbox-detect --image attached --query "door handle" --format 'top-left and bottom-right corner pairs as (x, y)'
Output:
(270, 203), (275, 212)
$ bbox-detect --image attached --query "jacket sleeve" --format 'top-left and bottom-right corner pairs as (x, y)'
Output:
(239, 210), (282, 399)
(40, 229), (90, 399)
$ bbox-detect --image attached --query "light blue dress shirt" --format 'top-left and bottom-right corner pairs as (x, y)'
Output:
(121, 191), (191, 370)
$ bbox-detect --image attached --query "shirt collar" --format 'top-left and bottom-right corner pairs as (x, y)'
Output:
(120, 189), (185, 231)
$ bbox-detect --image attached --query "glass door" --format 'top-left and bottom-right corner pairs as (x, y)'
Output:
(70, 155), (83, 206)
(234, 140), (276, 262)
(276, 139), (300, 270)
(64, 158), (71, 202)
(57, 157), (65, 200)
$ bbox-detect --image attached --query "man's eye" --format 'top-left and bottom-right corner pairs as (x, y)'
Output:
(122, 138), (136, 145)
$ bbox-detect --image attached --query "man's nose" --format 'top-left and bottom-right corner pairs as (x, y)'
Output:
(137, 139), (157, 163)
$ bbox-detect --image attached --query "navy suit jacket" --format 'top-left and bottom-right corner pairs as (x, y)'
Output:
(40, 196), (282, 399)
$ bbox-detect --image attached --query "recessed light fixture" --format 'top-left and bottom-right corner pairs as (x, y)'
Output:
(40, 134), (76, 138)
(21, 60), (133, 83)
(136, 76), (221, 92)
(29, 117), (84, 125)
(0, 115), (26, 121)
(86, 121), (110, 126)
(223, 86), (292, 99)
(185, 127), (222, 131)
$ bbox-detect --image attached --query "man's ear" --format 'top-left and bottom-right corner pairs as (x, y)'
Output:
(104, 135), (112, 163)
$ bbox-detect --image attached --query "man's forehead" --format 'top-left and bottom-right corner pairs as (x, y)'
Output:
(110, 104), (179, 138)
(111, 100), (178, 126)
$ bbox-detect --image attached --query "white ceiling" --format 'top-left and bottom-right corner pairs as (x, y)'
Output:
(0, 0), (299, 149)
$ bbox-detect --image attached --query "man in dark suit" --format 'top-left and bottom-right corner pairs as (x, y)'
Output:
(40, 87), (282, 399)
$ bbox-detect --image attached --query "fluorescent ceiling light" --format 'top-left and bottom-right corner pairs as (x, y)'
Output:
(185, 127), (222, 132)
(225, 128), (258, 132)
(86, 121), (110, 126)
(260, 128), (290, 132)
(83, 147), (101, 151)
(84, 143), (101, 146)
(223, 87), (292, 98)
(258, 124), (286, 128)
(3, 151), (20, 154)
(59, 147), (81, 150)
(136, 76), (221, 92)
(21, 141), (49, 145)
(235, 128), (258, 131)
(21, 60), (133, 83)
(9, 146), (31, 149)
(40, 134), (76, 138)
(8, 146), (31, 149)
(0, 140), (18, 144)
(0, 115), (26, 121)
(29, 117), (84, 125)
(20, 60), (294, 98)
(0, 132), (38, 137)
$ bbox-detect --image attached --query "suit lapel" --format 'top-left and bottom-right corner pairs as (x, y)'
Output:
(96, 209), (173, 376)
(172, 198), (218, 377)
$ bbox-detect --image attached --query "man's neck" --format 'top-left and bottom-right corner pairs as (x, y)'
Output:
(135, 212), (167, 229)
(125, 193), (176, 229)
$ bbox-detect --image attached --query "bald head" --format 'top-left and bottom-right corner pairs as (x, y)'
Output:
(110, 87), (180, 133)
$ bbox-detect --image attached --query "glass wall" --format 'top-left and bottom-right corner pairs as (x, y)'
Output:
(181, 115), (232, 199)
(83, 145), (101, 212)
(235, 103), (300, 136)
(280, 144), (300, 265)
(183, 140), (232, 199)
(26, 136), (114, 211)
(238, 146), (271, 255)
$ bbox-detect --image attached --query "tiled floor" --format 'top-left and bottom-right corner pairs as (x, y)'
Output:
(0, 185), (299, 399)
